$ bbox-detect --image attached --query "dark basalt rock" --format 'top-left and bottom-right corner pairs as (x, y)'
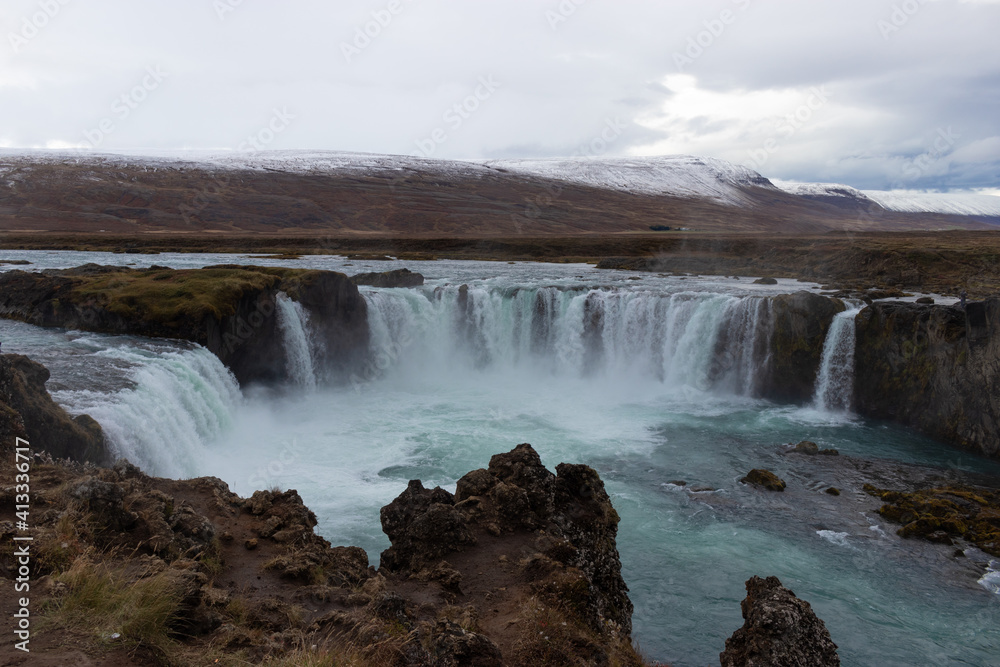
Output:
(423, 619), (503, 667)
(379, 479), (476, 573)
(753, 277), (778, 285)
(720, 575), (840, 666)
(350, 267), (424, 288)
(854, 298), (1000, 458)
(0, 354), (108, 463)
(788, 440), (839, 456)
(754, 291), (845, 403)
(741, 469), (786, 492)
(380, 443), (633, 637)
(863, 483), (1000, 555)
(0, 266), (369, 386)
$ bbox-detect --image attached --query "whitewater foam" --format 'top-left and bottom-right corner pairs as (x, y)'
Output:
(275, 292), (317, 389)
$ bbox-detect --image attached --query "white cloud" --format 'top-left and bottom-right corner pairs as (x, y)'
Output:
(0, 0), (995, 191)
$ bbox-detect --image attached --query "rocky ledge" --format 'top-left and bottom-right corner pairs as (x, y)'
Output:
(854, 298), (1000, 458)
(0, 265), (369, 386)
(864, 483), (1000, 556)
(0, 354), (107, 464)
(720, 576), (840, 667)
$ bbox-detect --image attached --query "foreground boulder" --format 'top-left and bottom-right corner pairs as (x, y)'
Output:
(380, 443), (640, 664)
(0, 354), (107, 463)
(854, 299), (1000, 458)
(721, 575), (840, 666)
(0, 265), (369, 386)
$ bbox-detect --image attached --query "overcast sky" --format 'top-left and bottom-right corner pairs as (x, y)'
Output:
(2, 0), (998, 193)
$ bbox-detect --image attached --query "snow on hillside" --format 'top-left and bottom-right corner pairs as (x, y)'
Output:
(771, 180), (872, 201)
(773, 178), (1000, 218)
(0, 150), (781, 207)
(3, 149), (997, 218)
(861, 190), (1000, 218)
(484, 155), (778, 206)
(0, 148), (491, 179)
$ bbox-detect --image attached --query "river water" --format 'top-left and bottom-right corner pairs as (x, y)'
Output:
(1, 250), (998, 666)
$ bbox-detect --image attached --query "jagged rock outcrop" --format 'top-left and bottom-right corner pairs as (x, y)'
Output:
(0, 265), (369, 386)
(759, 291), (845, 403)
(720, 575), (840, 667)
(854, 299), (1000, 458)
(0, 418), (643, 665)
(0, 354), (108, 463)
(350, 267), (424, 288)
(380, 443), (636, 651)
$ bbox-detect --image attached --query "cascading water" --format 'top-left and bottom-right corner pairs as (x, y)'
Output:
(53, 345), (243, 477)
(7, 251), (1000, 667)
(275, 291), (317, 388)
(360, 285), (776, 394)
(813, 308), (862, 412)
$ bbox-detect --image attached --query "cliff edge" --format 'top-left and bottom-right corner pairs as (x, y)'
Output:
(855, 298), (1000, 458)
(0, 265), (369, 386)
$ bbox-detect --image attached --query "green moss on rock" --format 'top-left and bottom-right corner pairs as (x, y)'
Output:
(864, 484), (1000, 555)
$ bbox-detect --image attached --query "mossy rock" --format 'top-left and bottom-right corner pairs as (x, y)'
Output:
(864, 484), (1000, 556)
(741, 469), (786, 492)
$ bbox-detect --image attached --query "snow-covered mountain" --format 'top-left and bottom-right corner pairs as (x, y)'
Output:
(1, 149), (997, 234)
(484, 155), (778, 206)
(4, 148), (996, 218)
(861, 190), (1000, 217)
(772, 179), (1000, 218)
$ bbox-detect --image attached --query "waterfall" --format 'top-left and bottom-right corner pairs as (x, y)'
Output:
(54, 346), (243, 478)
(813, 308), (862, 412)
(361, 285), (776, 394)
(275, 291), (317, 389)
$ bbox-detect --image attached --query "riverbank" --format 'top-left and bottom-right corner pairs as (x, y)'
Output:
(3, 231), (1000, 295)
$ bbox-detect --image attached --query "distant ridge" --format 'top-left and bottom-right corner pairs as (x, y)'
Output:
(0, 149), (996, 235)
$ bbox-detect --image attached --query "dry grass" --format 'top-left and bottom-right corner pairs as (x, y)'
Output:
(43, 558), (184, 659)
(71, 268), (289, 324)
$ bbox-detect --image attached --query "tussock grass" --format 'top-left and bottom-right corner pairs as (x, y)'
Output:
(69, 265), (322, 328)
(72, 268), (286, 323)
(45, 558), (184, 657)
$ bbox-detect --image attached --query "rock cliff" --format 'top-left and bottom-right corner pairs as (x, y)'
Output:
(758, 291), (846, 403)
(380, 444), (634, 648)
(720, 575), (840, 666)
(0, 353), (108, 463)
(854, 299), (1000, 458)
(0, 265), (369, 386)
